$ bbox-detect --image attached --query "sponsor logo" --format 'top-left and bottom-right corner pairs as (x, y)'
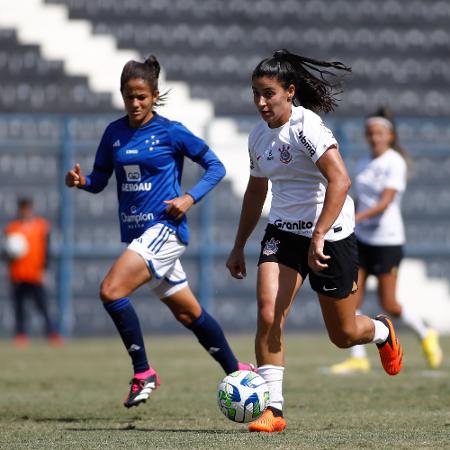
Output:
(323, 286), (337, 292)
(122, 182), (152, 192)
(262, 237), (280, 256)
(264, 147), (274, 160)
(126, 149), (139, 154)
(208, 347), (220, 354)
(120, 207), (154, 227)
(274, 219), (313, 231)
(278, 144), (292, 164)
(298, 130), (316, 157)
(124, 164), (141, 182)
(113, 139), (121, 147)
(127, 344), (141, 353)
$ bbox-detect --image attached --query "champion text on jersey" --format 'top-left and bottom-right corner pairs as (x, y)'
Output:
(298, 130), (316, 157)
(278, 144), (293, 164)
(120, 211), (154, 227)
(262, 237), (280, 256)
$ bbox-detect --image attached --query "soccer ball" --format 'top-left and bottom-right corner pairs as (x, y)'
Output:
(217, 370), (269, 423)
(3, 232), (29, 260)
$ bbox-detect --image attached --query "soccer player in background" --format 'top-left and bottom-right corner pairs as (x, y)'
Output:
(3, 197), (61, 347)
(65, 55), (254, 409)
(330, 107), (443, 374)
(226, 49), (403, 433)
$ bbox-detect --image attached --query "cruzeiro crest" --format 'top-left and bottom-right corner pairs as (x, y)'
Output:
(262, 237), (280, 256)
(278, 144), (292, 164)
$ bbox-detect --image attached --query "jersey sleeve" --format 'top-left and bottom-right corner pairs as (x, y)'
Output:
(295, 110), (337, 163)
(384, 154), (407, 192)
(170, 122), (209, 161)
(186, 148), (226, 203)
(82, 126), (114, 193)
(248, 133), (264, 177)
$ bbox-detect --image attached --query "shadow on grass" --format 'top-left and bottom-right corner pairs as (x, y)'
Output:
(18, 416), (141, 423)
(66, 426), (248, 434)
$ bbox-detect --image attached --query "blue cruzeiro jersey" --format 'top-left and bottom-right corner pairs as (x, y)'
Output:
(81, 113), (226, 244)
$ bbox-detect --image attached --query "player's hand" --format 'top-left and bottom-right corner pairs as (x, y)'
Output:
(226, 247), (247, 279)
(65, 163), (85, 188)
(164, 194), (195, 221)
(308, 233), (330, 272)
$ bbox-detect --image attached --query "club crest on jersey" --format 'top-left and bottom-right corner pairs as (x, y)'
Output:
(278, 144), (292, 164)
(262, 237), (280, 256)
(145, 135), (160, 151)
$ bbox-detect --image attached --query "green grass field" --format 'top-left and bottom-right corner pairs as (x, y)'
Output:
(0, 333), (449, 449)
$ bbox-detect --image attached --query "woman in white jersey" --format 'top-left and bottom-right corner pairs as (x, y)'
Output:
(226, 50), (403, 433)
(331, 108), (443, 374)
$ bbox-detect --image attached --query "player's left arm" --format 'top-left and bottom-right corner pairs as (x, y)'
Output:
(355, 189), (397, 223)
(310, 146), (352, 271)
(164, 148), (225, 220)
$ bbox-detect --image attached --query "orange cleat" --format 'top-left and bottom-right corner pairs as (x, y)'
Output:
(248, 407), (286, 433)
(375, 315), (403, 376)
(13, 334), (29, 348)
(48, 333), (64, 347)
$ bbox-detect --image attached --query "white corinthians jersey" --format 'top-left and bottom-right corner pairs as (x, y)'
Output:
(355, 149), (407, 246)
(248, 106), (355, 242)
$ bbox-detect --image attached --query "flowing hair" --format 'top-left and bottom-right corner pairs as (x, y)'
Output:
(252, 49), (351, 113)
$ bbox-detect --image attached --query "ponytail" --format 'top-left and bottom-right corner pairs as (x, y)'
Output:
(120, 54), (168, 106)
(252, 49), (351, 113)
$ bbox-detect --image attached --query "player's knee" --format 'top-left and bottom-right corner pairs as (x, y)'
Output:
(174, 310), (198, 326)
(99, 279), (121, 303)
(257, 305), (276, 332)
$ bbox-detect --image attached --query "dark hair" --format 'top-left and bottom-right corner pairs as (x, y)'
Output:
(17, 197), (32, 209)
(120, 55), (168, 106)
(367, 106), (410, 165)
(252, 49), (351, 114)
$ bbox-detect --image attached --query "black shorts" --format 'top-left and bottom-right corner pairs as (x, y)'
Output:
(357, 240), (403, 275)
(258, 224), (358, 299)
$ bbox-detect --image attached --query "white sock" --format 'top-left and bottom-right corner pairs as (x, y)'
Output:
(350, 310), (368, 357)
(400, 304), (429, 340)
(371, 319), (389, 344)
(350, 344), (368, 358)
(258, 365), (284, 411)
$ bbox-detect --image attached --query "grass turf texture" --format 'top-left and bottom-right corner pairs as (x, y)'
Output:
(0, 334), (449, 449)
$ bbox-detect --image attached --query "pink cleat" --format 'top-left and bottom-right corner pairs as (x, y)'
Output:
(237, 362), (258, 373)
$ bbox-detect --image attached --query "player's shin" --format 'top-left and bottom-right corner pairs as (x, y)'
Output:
(185, 308), (239, 374)
(103, 297), (150, 374)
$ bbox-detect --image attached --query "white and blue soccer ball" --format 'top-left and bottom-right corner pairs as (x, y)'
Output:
(217, 370), (269, 423)
(3, 232), (28, 260)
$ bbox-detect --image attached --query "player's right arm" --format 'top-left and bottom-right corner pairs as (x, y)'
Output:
(65, 127), (114, 193)
(226, 175), (268, 279)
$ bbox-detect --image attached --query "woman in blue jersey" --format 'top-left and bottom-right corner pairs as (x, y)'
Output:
(66, 55), (254, 408)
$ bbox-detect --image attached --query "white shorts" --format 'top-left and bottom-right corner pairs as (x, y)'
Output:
(128, 223), (188, 298)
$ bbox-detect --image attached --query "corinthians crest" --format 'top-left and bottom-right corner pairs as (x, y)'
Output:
(262, 237), (280, 256)
(278, 144), (292, 164)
